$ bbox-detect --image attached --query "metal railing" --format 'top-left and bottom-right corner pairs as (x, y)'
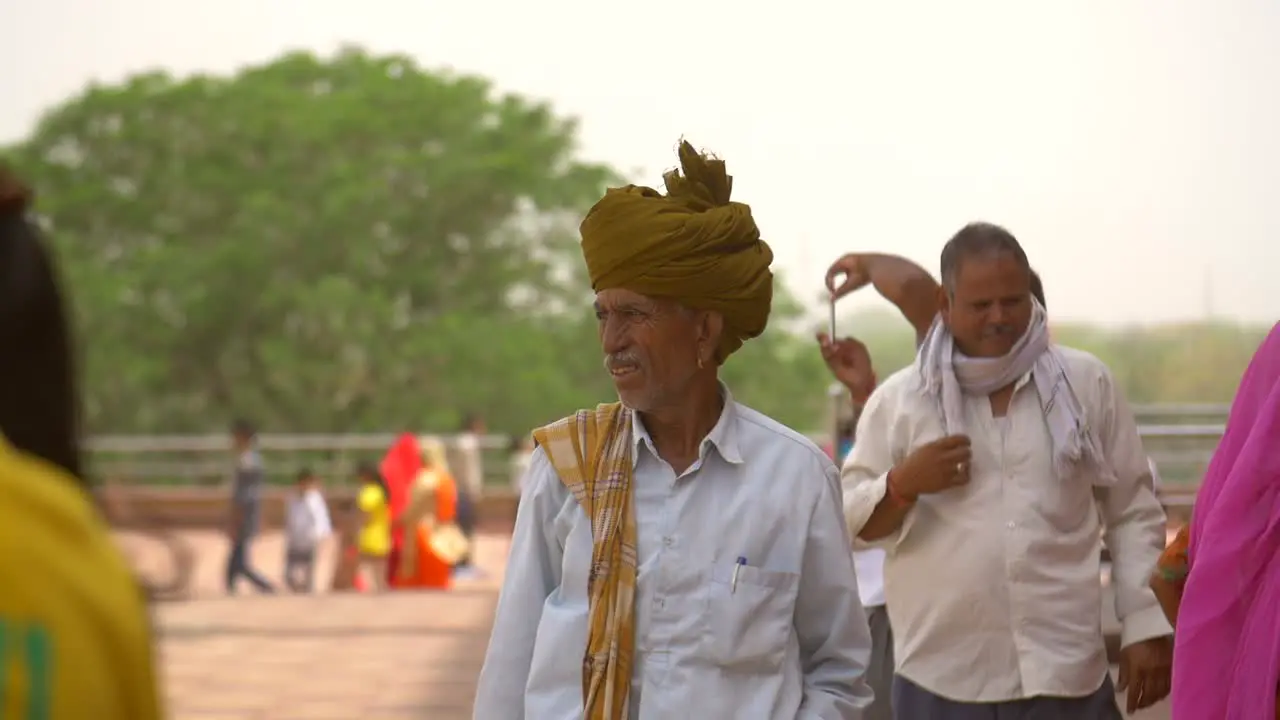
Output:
(86, 405), (1229, 489)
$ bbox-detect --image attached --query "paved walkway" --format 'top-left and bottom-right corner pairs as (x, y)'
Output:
(119, 530), (1171, 719)
(119, 531), (510, 719)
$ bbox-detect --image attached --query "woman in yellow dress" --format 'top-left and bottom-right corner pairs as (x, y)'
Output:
(0, 167), (163, 719)
(355, 463), (392, 592)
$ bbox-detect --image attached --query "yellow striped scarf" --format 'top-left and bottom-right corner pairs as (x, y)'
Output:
(533, 402), (636, 720)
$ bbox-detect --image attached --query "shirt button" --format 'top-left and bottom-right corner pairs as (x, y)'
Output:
(662, 536), (674, 547)
(1006, 521), (1017, 530)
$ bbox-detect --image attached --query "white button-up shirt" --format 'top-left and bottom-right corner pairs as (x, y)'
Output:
(841, 346), (1171, 703)
(475, 392), (874, 719)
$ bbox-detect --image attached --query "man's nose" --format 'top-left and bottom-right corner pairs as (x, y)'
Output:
(987, 304), (1009, 325)
(600, 317), (629, 355)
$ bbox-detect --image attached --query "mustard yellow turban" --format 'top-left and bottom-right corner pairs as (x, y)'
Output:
(580, 141), (774, 363)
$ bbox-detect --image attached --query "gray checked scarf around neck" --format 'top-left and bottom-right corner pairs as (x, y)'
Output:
(916, 299), (1115, 485)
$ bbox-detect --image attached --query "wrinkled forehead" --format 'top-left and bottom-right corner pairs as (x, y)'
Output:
(594, 288), (665, 313)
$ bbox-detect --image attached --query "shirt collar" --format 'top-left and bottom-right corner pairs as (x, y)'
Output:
(630, 382), (744, 468)
(1013, 369), (1035, 392)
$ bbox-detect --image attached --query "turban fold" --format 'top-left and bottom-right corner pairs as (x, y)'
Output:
(580, 140), (774, 363)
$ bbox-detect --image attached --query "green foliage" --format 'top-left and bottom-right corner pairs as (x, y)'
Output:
(4, 47), (1266, 438)
(3, 48), (832, 435)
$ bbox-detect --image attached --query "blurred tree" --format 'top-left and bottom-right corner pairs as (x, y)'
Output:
(4, 46), (1265, 439)
(3, 47), (837, 435)
(6, 47), (619, 432)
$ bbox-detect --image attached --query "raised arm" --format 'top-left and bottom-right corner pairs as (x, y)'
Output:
(825, 253), (940, 342)
(473, 449), (565, 719)
(825, 252), (1047, 345)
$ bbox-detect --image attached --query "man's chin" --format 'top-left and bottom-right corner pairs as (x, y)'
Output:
(614, 388), (651, 413)
(973, 339), (1016, 358)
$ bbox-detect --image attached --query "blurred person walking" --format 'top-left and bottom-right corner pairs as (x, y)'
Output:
(225, 419), (275, 594)
(0, 166), (163, 719)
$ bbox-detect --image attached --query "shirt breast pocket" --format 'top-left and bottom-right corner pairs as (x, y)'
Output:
(700, 562), (799, 673)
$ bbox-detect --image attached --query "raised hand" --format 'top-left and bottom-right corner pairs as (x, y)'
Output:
(824, 253), (873, 301)
(817, 333), (877, 404)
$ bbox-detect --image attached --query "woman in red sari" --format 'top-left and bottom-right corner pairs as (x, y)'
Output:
(380, 433), (420, 587)
(395, 438), (465, 589)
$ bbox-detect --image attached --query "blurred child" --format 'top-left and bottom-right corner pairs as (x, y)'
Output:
(283, 468), (331, 593)
(355, 462), (392, 592)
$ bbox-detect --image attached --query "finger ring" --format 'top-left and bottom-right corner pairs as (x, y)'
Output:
(955, 462), (966, 475)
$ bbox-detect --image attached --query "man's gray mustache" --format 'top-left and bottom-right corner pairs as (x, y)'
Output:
(604, 353), (642, 371)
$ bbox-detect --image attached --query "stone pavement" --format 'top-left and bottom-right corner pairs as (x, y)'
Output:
(118, 530), (511, 720)
(119, 530), (1171, 719)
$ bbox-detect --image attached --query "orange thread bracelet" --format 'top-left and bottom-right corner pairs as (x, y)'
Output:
(886, 473), (916, 508)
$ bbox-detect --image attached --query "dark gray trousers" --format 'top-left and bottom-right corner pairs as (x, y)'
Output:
(225, 503), (273, 594)
(892, 674), (1122, 719)
(866, 605), (895, 720)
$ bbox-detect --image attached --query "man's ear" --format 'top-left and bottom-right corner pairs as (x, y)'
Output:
(697, 311), (724, 361)
(936, 284), (950, 317)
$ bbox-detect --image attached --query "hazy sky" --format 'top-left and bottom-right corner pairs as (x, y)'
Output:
(3, 0), (1277, 326)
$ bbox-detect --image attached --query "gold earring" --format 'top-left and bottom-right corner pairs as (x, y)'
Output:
(697, 355), (705, 370)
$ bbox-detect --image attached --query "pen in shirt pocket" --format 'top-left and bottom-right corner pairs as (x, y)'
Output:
(731, 556), (747, 594)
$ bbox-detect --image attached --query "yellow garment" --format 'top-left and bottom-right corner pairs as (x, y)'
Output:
(0, 438), (163, 720)
(533, 403), (636, 720)
(579, 140), (774, 363)
(356, 484), (391, 557)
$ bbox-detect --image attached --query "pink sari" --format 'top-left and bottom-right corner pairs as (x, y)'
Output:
(1172, 322), (1280, 718)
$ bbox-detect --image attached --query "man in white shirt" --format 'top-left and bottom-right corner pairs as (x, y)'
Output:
(474, 140), (873, 719)
(840, 223), (1173, 717)
(819, 251), (987, 720)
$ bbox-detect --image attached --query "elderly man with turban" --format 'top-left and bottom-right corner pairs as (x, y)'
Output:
(474, 142), (874, 719)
